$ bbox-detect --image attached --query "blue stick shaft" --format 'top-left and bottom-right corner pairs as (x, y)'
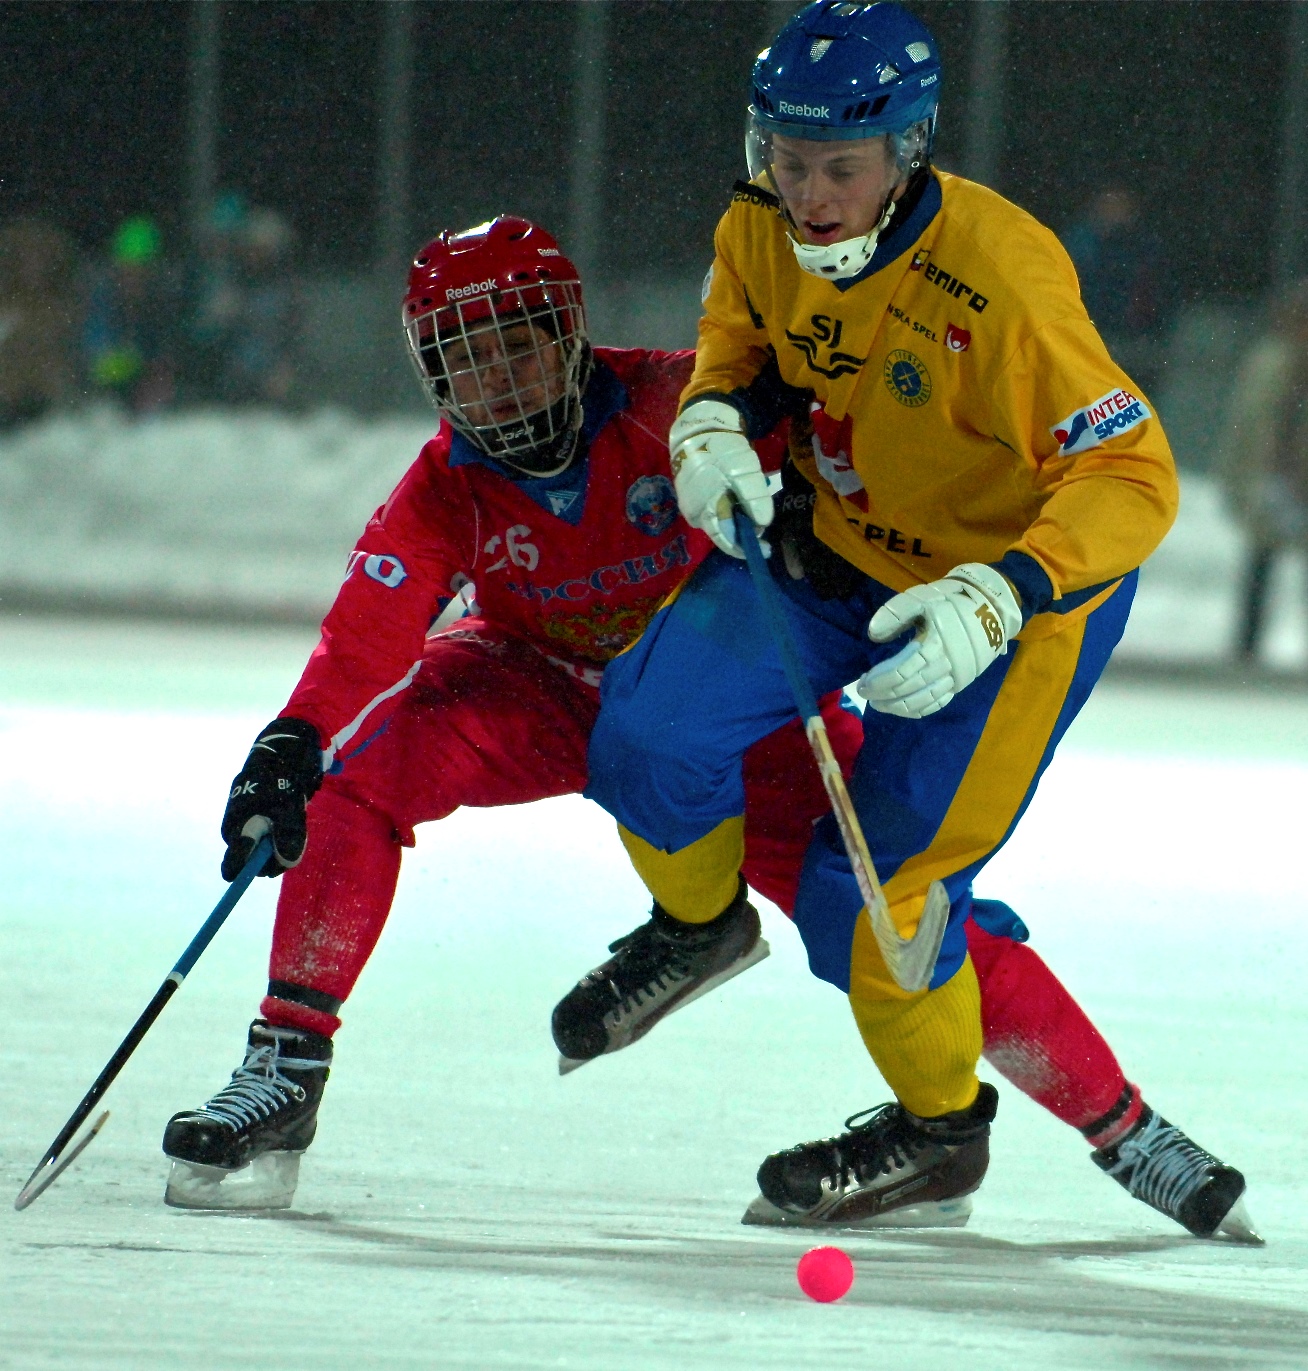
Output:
(171, 835), (271, 981)
(733, 510), (822, 724)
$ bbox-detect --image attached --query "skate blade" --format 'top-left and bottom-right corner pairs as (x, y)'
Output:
(164, 1151), (302, 1211)
(557, 937), (771, 1076)
(1215, 1195), (1264, 1245)
(740, 1193), (973, 1230)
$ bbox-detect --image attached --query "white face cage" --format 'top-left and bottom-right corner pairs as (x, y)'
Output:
(404, 280), (589, 477)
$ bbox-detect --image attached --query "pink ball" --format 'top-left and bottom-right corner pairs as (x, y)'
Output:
(795, 1245), (855, 1303)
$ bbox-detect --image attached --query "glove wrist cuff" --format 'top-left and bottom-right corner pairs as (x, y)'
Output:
(251, 717), (325, 787)
(669, 398), (747, 459)
(259, 716), (321, 747)
(945, 563), (1023, 640)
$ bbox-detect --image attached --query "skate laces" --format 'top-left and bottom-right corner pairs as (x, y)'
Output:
(814, 1104), (920, 1190)
(1103, 1112), (1217, 1217)
(194, 1035), (326, 1132)
(603, 923), (696, 1013)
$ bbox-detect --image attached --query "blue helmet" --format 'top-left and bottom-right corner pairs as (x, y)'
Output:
(750, 1), (941, 145)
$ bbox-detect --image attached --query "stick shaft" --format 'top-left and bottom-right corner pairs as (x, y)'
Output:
(733, 514), (885, 916)
(733, 511), (950, 994)
(804, 714), (888, 915)
(15, 836), (272, 1205)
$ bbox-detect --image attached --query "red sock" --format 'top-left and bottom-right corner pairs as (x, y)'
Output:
(968, 922), (1143, 1148)
(260, 786), (402, 1039)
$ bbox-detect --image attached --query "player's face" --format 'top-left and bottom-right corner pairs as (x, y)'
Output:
(770, 134), (899, 246)
(442, 318), (566, 427)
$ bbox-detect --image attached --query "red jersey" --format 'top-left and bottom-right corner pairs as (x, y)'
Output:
(286, 348), (720, 766)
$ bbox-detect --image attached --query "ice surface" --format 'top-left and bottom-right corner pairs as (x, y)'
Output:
(2, 616), (1308, 1370)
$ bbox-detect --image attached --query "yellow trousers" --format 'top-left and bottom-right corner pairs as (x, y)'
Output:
(618, 814), (981, 1117)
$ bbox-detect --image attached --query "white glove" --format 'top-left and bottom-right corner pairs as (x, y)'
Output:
(669, 399), (773, 557)
(857, 563), (1023, 719)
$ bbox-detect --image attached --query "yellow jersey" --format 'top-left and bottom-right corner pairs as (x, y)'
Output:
(686, 170), (1178, 635)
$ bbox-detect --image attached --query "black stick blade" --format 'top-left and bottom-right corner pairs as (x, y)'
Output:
(14, 1111), (111, 1211)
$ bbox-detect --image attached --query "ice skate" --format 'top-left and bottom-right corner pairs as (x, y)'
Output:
(742, 1082), (998, 1229)
(552, 879), (769, 1074)
(1092, 1106), (1262, 1243)
(162, 1020), (331, 1210)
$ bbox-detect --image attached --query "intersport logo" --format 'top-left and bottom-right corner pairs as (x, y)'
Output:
(1051, 388), (1150, 456)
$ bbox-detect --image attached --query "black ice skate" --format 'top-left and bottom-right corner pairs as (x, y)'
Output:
(1091, 1105), (1262, 1243)
(551, 879), (769, 1074)
(743, 1083), (999, 1229)
(162, 1020), (331, 1210)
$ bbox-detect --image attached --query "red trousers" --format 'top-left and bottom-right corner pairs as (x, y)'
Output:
(265, 621), (1139, 1146)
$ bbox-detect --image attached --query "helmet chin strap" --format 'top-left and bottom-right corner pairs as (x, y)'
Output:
(459, 343), (593, 479)
(472, 403), (584, 480)
(495, 427), (582, 479)
(789, 187), (900, 282)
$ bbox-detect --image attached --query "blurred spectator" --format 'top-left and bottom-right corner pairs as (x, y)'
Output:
(1217, 280), (1308, 662)
(188, 197), (297, 405)
(1062, 187), (1169, 392)
(0, 217), (77, 430)
(85, 216), (178, 414)
(185, 191), (247, 401)
(225, 208), (297, 404)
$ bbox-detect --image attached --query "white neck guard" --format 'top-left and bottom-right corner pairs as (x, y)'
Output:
(790, 195), (898, 282)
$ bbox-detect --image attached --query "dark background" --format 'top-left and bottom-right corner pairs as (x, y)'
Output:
(0, 1), (1296, 297)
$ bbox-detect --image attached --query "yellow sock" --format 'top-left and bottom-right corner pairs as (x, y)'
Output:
(849, 948), (982, 1120)
(617, 817), (744, 924)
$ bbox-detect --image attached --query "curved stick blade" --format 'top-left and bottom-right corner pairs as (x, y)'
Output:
(867, 879), (951, 995)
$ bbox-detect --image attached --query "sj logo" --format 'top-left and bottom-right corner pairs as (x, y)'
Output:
(786, 314), (867, 379)
(975, 603), (1004, 649)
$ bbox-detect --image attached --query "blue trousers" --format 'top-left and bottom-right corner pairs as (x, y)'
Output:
(585, 552), (1135, 993)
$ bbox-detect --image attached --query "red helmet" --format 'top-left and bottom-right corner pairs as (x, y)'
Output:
(402, 216), (590, 476)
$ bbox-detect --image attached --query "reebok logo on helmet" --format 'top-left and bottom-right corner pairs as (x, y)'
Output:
(445, 279), (499, 302)
(779, 101), (831, 118)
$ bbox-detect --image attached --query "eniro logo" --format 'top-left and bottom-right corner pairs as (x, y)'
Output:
(446, 279), (498, 302)
(779, 101), (832, 118)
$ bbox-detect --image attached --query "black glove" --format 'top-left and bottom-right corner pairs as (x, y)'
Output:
(220, 717), (323, 881)
(771, 459), (868, 601)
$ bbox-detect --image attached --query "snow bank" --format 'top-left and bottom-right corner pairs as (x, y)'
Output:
(0, 405), (1301, 664)
(0, 405), (430, 619)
